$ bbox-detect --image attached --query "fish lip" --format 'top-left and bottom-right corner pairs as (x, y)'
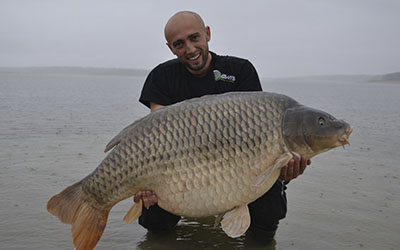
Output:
(338, 127), (353, 146)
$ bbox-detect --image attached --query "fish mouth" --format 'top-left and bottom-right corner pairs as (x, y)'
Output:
(338, 127), (353, 146)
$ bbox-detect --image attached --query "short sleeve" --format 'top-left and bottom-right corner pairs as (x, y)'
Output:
(139, 66), (172, 109)
(236, 60), (263, 92)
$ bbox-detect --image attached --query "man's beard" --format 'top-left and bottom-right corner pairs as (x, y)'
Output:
(185, 50), (209, 72)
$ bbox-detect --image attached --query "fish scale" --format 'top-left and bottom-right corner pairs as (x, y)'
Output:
(47, 91), (352, 249)
(103, 93), (286, 216)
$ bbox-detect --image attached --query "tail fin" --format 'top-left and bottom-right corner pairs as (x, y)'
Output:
(47, 183), (110, 250)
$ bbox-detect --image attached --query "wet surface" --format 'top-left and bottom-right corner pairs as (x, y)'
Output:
(0, 68), (399, 250)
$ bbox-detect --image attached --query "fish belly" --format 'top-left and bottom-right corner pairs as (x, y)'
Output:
(83, 92), (293, 214)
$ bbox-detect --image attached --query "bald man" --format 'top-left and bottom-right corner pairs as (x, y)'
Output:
(136, 11), (310, 241)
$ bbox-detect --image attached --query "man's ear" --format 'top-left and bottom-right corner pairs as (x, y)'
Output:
(205, 26), (211, 42)
(166, 42), (176, 55)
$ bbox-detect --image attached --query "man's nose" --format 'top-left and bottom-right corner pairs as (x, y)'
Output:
(186, 42), (196, 54)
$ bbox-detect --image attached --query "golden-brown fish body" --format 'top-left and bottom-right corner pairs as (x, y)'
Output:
(47, 92), (352, 249)
(85, 92), (293, 215)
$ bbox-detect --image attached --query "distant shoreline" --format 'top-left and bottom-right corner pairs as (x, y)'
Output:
(263, 72), (400, 84)
(1, 66), (399, 83)
(0, 66), (150, 77)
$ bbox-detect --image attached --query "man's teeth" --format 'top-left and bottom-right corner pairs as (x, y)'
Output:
(189, 54), (200, 60)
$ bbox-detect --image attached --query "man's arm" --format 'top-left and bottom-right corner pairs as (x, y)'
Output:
(280, 155), (311, 182)
(133, 102), (164, 208)
(150, 102), (165, 112)
(236, 60), (311, 181)
(134, 190), (158, 208)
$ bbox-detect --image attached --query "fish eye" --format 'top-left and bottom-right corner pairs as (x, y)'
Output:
(318, 117), (326, 126)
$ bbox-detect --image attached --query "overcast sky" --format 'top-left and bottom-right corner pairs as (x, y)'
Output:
(1, 0), (399, 77)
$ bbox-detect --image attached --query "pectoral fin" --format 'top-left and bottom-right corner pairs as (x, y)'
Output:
(254, 152), (292, 187)
(123, 199), (143, 223)
(220, 204), (250, 238)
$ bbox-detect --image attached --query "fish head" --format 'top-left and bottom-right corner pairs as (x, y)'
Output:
(282, 105), (353, 158)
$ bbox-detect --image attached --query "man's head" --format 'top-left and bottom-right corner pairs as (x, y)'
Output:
(164, 11), (212, 77)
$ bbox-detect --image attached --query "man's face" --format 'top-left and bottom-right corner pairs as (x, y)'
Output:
(165, 15), (211, 76)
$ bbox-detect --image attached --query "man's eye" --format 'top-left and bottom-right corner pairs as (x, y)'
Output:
(190, 35), (199, 41)
(174, 42), (183, 48)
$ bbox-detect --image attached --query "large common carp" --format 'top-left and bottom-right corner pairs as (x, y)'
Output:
(47, 92), (352, 249)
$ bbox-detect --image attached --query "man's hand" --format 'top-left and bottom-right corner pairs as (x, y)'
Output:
(279, 154), (311, 182)
(134, 190), (158, 209)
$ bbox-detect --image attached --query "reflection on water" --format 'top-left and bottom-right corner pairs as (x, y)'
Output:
(136, 218), (276, 250)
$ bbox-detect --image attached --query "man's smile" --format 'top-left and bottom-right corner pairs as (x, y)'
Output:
(188, 54), (200, 61)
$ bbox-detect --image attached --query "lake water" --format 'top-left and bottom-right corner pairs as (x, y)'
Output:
(0, 68), (399, 250)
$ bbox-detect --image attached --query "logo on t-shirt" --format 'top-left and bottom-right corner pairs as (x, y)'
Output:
(213, 70), (236, 83)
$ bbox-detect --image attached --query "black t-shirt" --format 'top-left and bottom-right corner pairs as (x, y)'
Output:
(136, 52), (287, 231)
(139, 51), (262, 108)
